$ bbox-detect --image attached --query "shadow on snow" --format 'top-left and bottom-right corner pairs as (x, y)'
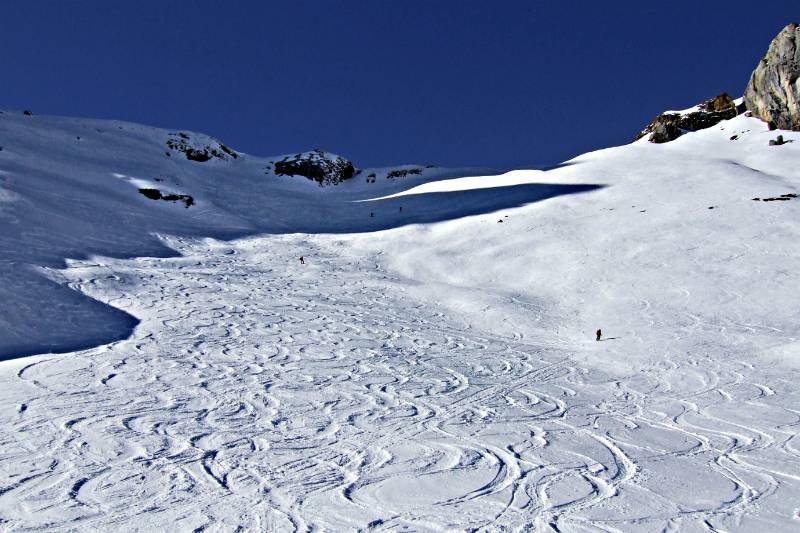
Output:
(299, 182), (603, 233)
(0, 175), (601, 361)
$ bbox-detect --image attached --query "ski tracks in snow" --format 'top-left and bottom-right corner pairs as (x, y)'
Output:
(0, 234), (798, 531)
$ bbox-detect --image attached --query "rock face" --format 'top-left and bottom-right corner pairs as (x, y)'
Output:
(645, 118), (683, 144)
(744, 23), (800, 130)
(273, 150), (355, 186)
(635, 93), (738, 143)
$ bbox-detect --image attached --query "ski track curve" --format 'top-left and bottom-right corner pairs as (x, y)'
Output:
(0, 234), (798, 532)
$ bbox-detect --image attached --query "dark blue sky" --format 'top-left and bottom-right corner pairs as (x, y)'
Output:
(1, 2), (796, 169)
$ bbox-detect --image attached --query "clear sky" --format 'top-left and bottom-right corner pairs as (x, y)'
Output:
(1, 1), (796, 169)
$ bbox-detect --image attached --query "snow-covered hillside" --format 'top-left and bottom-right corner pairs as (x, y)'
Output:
(0, 110), (495, 359)
(1, 108), (799, 531)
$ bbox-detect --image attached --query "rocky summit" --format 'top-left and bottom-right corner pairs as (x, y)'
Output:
(272, 149), (356, 186)
(744, 23), (800, 130)
(634, 93), (738, 143)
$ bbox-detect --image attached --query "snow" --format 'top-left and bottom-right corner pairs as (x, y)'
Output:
(1, 108), (800, 531)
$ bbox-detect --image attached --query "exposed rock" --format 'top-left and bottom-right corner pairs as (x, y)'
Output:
(647, 118), (683, 143)
(703, 93), (735, 113)
(768, 134), (791, 146)
(138, 188), (194, 208)
(387, 167), (423, 179)
(736, 100), (748, 114)
(744, 23), (800, 130)
(138, 188), (162, 200)
(166, 132), (239, 162)
(635, 93), (738, 143)
(273, 149), (355, 186)
(752, 193), (797, 202)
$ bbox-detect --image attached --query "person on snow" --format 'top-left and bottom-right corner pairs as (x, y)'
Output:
(299, 256), (305, 265)
(596, 329), (602, 341)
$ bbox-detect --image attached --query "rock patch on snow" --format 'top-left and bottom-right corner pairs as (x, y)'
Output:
(752, 193), (797, 202)
(165, 132), (239, 162)
(138, 188), (195, 207)
(387, 167), (423, 179)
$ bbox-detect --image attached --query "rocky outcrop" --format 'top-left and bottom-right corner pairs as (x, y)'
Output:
(635, 93), (738, 143)
(644, 118), (683, 144)
(166, 132), (239, 162)
(138, 188), (194, 207)
(273, 150), (355, 186)
(386, 167), (423, 179)
(744, 23), (800, 130)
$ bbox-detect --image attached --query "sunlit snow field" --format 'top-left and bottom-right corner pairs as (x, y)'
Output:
(1, 110), (799, 531)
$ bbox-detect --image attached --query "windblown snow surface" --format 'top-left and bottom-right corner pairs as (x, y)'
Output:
(0, 109), (799, 532)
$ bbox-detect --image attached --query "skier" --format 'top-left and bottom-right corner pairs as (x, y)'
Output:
(299, 256), (305, 265)
(596, 329), (602, 341)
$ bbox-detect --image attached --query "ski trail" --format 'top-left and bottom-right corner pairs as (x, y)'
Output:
(0, 233), (797, 531)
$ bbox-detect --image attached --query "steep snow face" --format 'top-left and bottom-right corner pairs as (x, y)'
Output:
(1, 108), (800, 531)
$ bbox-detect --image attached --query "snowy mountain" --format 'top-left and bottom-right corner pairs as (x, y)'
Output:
(0, 104), (797, 531)
(2, 25), (800, 528)
(0, 110), (493, 359)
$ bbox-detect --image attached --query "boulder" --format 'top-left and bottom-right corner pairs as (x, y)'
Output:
(768, 134), (792, 146)
(744, 23), (800, 130)
(634, 93), (738, 143)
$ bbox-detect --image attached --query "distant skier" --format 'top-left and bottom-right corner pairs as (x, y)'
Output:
(399, 206), (403, 212)
(299, 256), (305, 265)
(596, 329), (602, 341)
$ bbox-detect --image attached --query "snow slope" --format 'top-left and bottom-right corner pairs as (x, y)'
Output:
(0, 110), (506, 359)
(0, 109), (799, 531)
